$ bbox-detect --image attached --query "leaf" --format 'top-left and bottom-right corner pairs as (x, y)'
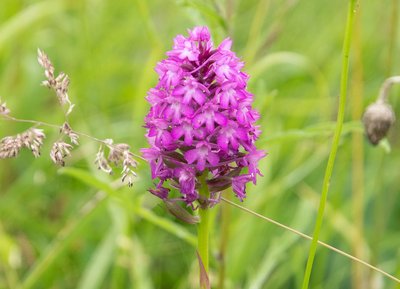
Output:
(58, 167), (118, 196)
(248, 51), (329, 99)
(0, 1), (65, 51)
(77, 228), (117, 289)
(164, 200), (200, 224)
(19, 192), (108, 289)
(60, 167), (197, 247)
(176, 0), (228, 31)
(196, 251), (210, 289)
(263, 121), (363, 144)
(135, 206), (197, 247)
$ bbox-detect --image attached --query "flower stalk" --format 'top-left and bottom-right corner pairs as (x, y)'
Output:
(377, 76), (400, 103)
(197, 171), (210, 289)
(140, 26), (265, 288)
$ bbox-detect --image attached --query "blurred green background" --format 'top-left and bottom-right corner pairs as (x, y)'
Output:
(1, 0), (400, 288)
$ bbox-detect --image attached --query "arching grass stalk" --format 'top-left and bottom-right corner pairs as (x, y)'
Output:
(301, 1), (358, 289)
(220, 197), (400, 284)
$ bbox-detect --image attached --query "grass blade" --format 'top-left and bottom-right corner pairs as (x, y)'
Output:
(76, 228), (117, 289)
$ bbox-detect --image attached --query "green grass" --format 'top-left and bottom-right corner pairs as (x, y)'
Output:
(1, 0), (400, 288)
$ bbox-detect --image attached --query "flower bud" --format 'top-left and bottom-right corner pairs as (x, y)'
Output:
(362, 101), (396, 145)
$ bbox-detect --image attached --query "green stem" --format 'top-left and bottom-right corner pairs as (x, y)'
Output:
(198, 207), (210, 272)
(218, 191), (231, 289)
(301, 1), (358, 289)
(198, 174), (210, 287)
(386, 0), (398, 77)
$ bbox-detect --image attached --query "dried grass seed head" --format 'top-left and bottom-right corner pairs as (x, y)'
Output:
(37, 49), (55, 79)
(0, 128), (46, 159)
(50, 142), (73, 166)
(55, 73), (70, 105)
(95, 145), (112, 174)
(21, 128), (46, 157)
(0, 100), (10, 115)
(108, 143), (131, 164)
(121, 150), (138, 187)
(95, 141), (138, 185)
(37, 49), (74, 115)
(0, 136), (22, 159)
(61, 122), (79, 145)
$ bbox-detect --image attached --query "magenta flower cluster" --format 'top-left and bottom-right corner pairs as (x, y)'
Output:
(142, 26), (265, 207)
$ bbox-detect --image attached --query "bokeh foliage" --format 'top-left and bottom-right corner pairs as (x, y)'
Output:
(0, 0), (399, 288)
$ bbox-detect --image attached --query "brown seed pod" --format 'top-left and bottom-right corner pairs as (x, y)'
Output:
(362, 101), (396, 145)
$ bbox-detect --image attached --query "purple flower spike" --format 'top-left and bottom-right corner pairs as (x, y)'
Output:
(142, 26), (265, 207)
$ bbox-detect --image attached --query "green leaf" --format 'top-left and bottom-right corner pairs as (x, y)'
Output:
(58, 167), (118, 196)
(164, 200), (200, 224)
(19, 192), (108, 289)
(77, 228), (117, 289)
(0, 1), (65, 51)
(60, 167), (197, 247)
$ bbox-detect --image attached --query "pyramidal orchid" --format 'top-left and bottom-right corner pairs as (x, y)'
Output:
(142, 26), (265, 208)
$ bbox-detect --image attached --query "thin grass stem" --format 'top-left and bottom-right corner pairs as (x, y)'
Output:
(1, 114), (146, 161)
(221, 197), (400, 285)
(301, 1), (358, 288)
(386, 0), (399, 77)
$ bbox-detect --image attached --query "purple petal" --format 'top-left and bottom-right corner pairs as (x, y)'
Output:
(183, 130), (194, 146)
(236, 128), (248, 140)
(140, 148), (160, 161)
(207, 152), (220, 166)
(193, 89), (206, 105)
(175, 168), (196, 197)
(149, 183), (170, 200)
(214, 112), (227, 126)
(192, 113), (205, 129)
(217, 135), (229, 152)
(218, 38), (232, 51)
(184, 149), (198, 164)
(196, 158), (206, 171)
(232, 174), (252, 201)
(205, 116), (215, 132)
(171, 126), (184, 141)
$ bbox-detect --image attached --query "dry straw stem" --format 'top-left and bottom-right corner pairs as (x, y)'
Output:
(221, 197), (400, 285)
(377, 76), (400, 103)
